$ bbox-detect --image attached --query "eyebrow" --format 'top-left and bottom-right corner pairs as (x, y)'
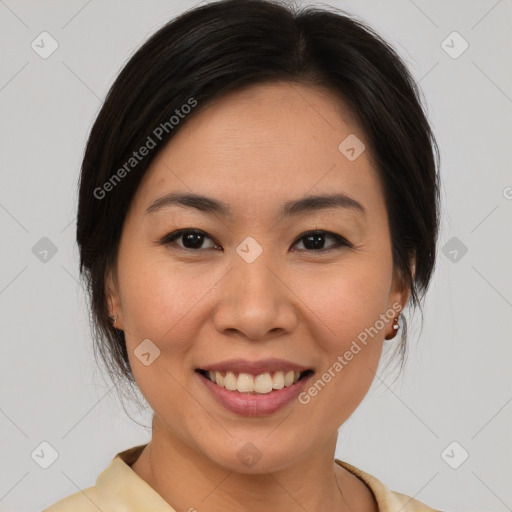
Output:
(144, 191), (366, 218)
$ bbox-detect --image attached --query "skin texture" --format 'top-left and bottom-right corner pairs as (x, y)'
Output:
(106, 81), (410, 512)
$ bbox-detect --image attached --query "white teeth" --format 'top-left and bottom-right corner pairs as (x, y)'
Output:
(254, 373), (273, 393)
(284, 370), (295, 386)
(204, 369), (304, 394)
(237, 373), (254, 392)
(224, 371), (237, 391)
(215, 371), (225, 387)
(272, 371), (285, 389)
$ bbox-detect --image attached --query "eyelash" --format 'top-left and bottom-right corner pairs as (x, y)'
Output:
(159, 229), (353, 253)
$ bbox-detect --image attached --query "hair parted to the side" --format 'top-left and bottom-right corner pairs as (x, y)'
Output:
(76, 0), (440, 403)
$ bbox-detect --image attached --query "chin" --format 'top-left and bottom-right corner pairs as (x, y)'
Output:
(199, 437), (304, 475)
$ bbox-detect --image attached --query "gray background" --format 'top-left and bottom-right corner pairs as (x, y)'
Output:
(0, 1), (511, 511)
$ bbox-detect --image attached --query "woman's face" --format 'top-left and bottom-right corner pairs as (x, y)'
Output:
(107, 81), (408, 473)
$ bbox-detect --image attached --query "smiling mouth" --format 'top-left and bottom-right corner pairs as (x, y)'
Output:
(196, 369), (314, 395)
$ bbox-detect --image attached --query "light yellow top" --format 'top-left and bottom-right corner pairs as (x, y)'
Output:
(43, 444), (442, 511)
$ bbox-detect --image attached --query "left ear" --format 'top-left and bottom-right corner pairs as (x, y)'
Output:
(387, 255), (415, 321)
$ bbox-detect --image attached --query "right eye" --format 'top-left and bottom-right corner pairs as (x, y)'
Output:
(160, 229), (221, 251)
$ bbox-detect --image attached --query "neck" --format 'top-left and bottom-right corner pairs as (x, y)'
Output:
(130, 416), (377, 512)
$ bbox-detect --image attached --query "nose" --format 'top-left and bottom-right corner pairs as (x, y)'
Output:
(212, 252), (298, 341)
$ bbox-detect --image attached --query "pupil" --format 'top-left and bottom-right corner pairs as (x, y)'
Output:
(305, 233), (324, 250)
(184, 232), (203, 249)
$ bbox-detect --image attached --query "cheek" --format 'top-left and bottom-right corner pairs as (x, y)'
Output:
(118, 247), (200, 338)
(118, 256), (206, 411)
(298, 273), (387, 427)
(295, 258), (391, 412)
(117, 248), (225, 394)
(300, 257), (393, 344)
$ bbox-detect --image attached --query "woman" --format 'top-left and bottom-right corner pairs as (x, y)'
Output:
(44, 0), (442, 510)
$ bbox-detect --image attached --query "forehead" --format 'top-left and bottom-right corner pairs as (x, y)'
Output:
(130, 81), (383, 221)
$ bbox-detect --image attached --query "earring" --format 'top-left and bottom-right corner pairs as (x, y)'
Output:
(110, 315), (118, 327)
(385, 315), (400, 340)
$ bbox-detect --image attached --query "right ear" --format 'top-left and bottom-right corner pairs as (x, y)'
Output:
(105, 266), (123, 329)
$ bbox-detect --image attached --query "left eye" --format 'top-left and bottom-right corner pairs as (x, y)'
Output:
(291, 230), (352, 252)
(160, 229), (351, 252)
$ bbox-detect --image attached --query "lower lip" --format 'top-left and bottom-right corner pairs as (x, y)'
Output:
(197, 371), (313, 416)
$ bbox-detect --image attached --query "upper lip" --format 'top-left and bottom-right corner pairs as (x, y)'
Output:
(197, 358), (312, 375)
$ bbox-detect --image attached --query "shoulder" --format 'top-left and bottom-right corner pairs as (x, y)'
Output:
(335, 459), (445, 512)
(42, 486), (101, 512)
(41, 444), (174, 511)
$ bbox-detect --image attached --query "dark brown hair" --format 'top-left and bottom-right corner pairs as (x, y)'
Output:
(76, 0), (440, 399)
